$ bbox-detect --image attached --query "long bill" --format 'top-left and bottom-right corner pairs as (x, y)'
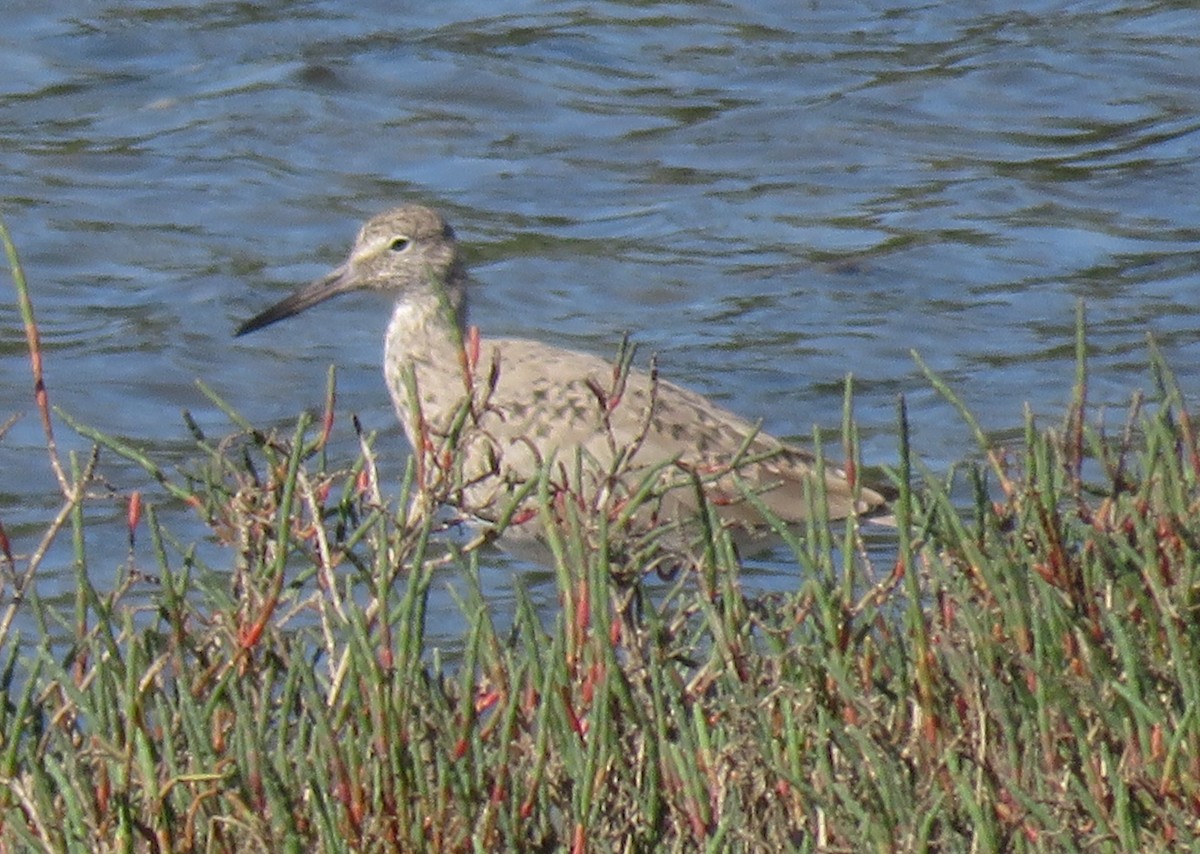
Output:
(235, 264), (355, 336)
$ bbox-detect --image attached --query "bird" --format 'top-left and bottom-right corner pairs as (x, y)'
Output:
(236, 205), (886, 562)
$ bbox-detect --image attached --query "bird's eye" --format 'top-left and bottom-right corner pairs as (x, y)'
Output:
(389, 237), (412, 252)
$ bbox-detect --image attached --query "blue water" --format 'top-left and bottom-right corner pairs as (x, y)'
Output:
(3, 1), (1199, 645)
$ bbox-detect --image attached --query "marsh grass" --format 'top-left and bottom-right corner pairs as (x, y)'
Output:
(2, 216), (1199, 851)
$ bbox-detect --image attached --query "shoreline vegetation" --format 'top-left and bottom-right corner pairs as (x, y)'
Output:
(3, 216), (1199, 851)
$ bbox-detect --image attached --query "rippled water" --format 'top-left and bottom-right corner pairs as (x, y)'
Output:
(3, 1), (1200, 637)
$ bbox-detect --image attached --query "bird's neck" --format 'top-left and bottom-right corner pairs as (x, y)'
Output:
(382, 285), (473, 441)
(384, 285), (468, 369)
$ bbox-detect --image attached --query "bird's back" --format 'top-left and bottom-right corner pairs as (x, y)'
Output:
(389, 334), (884, 549)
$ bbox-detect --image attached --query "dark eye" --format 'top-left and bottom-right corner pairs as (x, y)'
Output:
(389, 237), (411, 252)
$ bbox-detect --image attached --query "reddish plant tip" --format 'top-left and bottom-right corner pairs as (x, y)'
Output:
(574, 581), (590, 631)
(468, 324), (481, 370)
(475, 688), (501, 714)
(561, 686), (585, 737)
(511, 507), (537, 526)
(1150, 723), (1165, 763)
(94, 763), (110, 816)
(127, 491), (143, 534)
(319, 406), (335, 447)
(0, 521), (12, 565)
(238, 613), (270, 650)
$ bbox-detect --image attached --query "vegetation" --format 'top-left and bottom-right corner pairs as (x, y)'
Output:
(2, 217), (1199, 851)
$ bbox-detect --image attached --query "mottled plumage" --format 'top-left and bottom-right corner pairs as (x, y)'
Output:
(237, 205), (885, 555)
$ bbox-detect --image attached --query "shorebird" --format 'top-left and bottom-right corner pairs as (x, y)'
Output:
(237, 205), (886, 559)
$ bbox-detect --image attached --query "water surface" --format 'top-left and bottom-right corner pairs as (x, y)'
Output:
(3, 1), (1199, 644)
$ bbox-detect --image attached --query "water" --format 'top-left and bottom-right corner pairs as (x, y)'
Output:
(3, 1), (1200, 645)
